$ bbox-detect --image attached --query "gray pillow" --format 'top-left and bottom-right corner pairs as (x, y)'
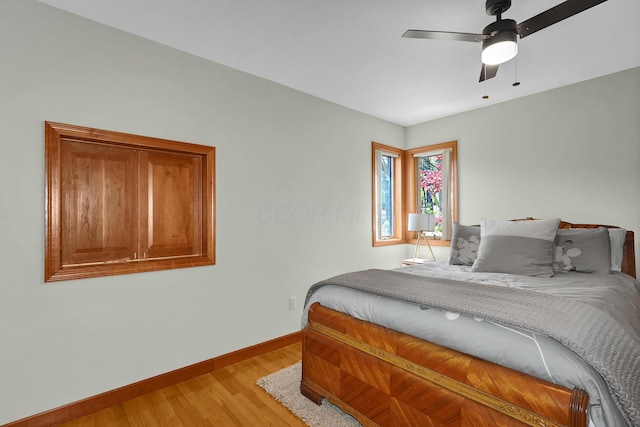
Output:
(448, 223), (481, 265)
(553, 228), (611, 273)
(471, 218), (560, 278)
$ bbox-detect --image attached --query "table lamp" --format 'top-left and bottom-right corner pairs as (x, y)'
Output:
(407, 213), (436, 261)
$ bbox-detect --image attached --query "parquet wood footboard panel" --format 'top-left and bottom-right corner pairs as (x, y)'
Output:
(301, 303), (589, 427)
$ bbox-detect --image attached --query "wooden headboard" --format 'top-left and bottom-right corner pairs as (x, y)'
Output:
(558, 221), (636, 279)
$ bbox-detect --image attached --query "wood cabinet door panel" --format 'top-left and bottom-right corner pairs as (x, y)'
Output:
(60, 139), (138, 266)
(141, 150), (203, 259)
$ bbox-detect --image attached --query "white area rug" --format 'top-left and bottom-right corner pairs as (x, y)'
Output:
(257, 362), (361, 427)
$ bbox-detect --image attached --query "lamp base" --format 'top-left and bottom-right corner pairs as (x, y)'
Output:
(413, 231), (436, 261)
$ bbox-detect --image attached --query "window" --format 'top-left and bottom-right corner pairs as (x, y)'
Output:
(407, 141), (457, 243)
(372, 142), (403, 245)
(378, 153), (394, 237)
(45, 121), (215, 282)
(371, 140), (457, 247)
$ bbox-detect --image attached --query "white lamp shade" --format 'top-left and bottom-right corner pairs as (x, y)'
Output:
(407, 213), (432, 232)
(481, 31), (518, 65)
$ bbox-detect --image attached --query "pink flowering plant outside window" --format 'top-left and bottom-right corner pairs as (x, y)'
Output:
(418, 154), (443, 235)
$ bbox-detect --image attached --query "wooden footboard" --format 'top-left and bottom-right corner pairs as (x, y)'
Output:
(301, 303), (589, 427)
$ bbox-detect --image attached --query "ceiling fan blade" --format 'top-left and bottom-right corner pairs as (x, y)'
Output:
(517, 0), (607, 38)
(402, 29), (485, 43)
(479, 64), (499, 82)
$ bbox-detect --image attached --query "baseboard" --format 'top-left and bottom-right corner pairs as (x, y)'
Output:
(3, 331), (302, 427)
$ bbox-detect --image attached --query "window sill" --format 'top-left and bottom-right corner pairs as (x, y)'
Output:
(373, 237), (404, 247)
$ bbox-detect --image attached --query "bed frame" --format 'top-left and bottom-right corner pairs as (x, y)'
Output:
(301, 221), (636, 427)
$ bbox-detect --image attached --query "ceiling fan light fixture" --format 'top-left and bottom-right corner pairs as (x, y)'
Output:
(481, 31), (518, 65)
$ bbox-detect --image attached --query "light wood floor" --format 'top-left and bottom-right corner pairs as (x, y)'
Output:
(61, 342), (306, 427)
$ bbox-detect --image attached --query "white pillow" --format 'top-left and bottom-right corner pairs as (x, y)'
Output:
(471, 218), (561, 278)
(608, 228), (626, 272)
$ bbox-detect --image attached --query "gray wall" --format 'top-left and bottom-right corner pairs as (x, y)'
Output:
(1, 0), (638, 423)
(0, 1), (405, 423)
(407, 67), (640, 266)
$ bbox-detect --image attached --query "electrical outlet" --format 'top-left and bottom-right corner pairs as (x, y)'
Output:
(288, 296), (297, 310)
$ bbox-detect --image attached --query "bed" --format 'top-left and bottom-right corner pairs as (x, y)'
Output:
(300, 219), (639, 427)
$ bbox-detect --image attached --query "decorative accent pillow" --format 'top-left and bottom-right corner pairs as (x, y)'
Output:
(553, 228), (611, 273)
(448, 223), (481, 265)
(608, 228), (626, 272)
(471, 218), (561, 278)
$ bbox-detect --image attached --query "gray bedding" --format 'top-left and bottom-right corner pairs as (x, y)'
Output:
(303, 262), (640, 427)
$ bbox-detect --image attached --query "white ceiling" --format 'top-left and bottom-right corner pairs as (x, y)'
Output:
(38, 0), (640, 126)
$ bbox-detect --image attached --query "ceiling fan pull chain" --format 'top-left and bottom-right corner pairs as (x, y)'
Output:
(482, 66), (489, 99)
(513, 57), (520, 87)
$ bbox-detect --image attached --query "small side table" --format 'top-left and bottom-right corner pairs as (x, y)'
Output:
(402, 258), (434, 266)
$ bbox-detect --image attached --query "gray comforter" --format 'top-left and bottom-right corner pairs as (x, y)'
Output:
(305, 268), (640, 427)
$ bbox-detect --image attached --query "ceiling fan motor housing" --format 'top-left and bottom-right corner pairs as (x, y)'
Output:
(486, 0), (512, 16)
(482, 19), (517, 37)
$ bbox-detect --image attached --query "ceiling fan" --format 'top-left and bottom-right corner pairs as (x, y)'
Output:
(402, 0), (607, 82)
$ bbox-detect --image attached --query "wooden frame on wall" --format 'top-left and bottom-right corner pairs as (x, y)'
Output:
(45, 121), (215, 282)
